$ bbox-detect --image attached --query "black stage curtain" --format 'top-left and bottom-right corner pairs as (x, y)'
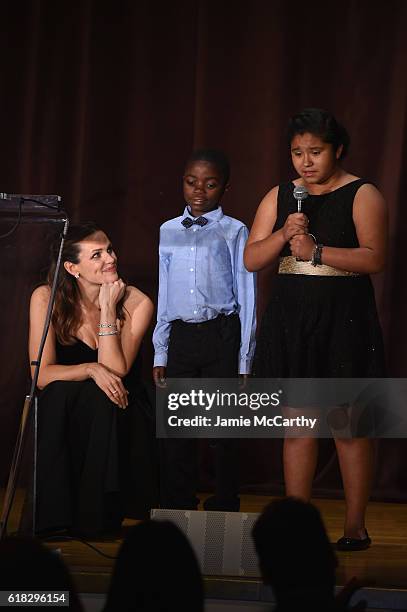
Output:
(1, 0), (406, 500)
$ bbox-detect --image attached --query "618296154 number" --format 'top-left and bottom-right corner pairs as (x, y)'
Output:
(0, 591), (69, 606)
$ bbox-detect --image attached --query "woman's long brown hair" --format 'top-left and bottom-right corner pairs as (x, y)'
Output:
(48, 222), (126, 345)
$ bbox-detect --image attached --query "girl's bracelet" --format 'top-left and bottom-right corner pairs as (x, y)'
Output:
(312, 244), (324, 266)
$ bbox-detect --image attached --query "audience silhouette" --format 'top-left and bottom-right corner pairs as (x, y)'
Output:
(252, 497), (365, 611)
(104, 520), (204, 612)
(0, 536), (83, 611)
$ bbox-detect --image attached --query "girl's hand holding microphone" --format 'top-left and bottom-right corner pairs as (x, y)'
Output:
(281, 212), (309, 242)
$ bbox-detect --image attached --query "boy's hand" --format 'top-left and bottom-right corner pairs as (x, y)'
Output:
(238, 373), (249, 389)
(153, 366), (167, 388)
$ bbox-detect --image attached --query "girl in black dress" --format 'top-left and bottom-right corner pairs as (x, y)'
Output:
(29, 222), (154, 536)
(244, 109), (387, 550)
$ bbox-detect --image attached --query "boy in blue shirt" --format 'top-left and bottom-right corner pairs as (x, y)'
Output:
(153, 149), (256, 511)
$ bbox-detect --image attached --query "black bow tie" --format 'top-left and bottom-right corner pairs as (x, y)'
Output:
(181, 216), (208, 228)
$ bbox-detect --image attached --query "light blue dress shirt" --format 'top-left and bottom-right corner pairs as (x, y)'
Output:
(153, 206), (256, 374)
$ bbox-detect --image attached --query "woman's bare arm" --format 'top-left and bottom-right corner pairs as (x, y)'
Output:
(29, 286), (91, 389)
(97, 286), (153, 376)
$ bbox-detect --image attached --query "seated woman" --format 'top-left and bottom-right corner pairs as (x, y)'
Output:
(29, 222), (154, 537)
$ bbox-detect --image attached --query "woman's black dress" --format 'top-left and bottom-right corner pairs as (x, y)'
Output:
(35, 339), (157, 536)
(254, 180), (385, 378)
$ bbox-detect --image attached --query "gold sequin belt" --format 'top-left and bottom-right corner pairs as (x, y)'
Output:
(278, 256), (359, 277)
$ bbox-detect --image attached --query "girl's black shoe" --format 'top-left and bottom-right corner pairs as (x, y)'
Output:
(336, 530), (371, 551)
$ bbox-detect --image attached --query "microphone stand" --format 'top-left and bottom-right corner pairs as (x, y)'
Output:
(0, 207), (69, 539)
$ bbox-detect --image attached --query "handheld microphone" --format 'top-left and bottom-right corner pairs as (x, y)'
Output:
(293, 185), (309, 212)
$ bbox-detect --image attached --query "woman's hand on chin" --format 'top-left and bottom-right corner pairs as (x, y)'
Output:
(86, 362), (129, 408)
(98, 279), (126, 311)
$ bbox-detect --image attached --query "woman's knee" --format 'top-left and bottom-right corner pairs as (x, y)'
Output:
(76, 380), (116, 419)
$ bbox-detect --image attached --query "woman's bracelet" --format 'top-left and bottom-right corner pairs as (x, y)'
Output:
(99, 322), (117, 328)
(98, 330), (119, 336)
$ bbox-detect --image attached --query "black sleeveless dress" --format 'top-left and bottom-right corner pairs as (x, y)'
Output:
(35, 340), (158, 537)
(254, 180), (385, 378)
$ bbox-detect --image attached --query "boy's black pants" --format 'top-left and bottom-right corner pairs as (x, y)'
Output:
(160, 313), (240, 509)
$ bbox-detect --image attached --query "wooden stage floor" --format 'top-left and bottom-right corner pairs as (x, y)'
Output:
(2, 492), (407, 599)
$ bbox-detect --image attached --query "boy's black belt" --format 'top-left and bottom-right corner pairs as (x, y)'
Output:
(172, 313), (238, 330)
